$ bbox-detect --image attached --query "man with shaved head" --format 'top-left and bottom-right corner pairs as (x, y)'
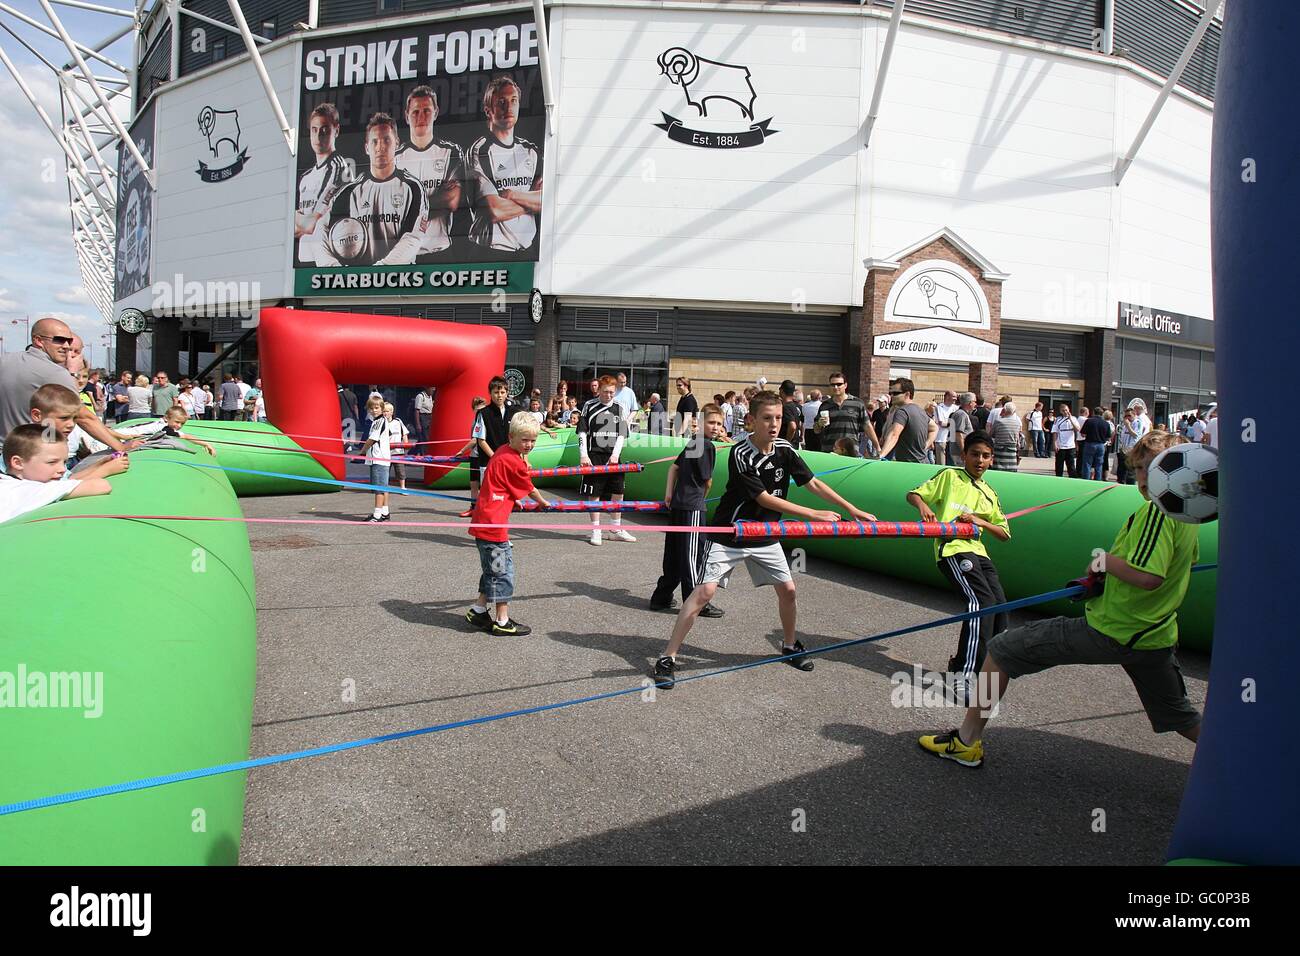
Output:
(0, 316), (132, 456)
(64, 334), (86, 375)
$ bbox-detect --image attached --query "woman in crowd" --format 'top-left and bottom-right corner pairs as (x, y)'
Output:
(990, 401), (1023, 471)
(924, 402), (939, 464)
(127, 374), (153, 419)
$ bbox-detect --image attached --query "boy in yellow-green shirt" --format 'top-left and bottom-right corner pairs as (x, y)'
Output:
(907, 430), (1012, 704)
(918, 430), (1201, 768)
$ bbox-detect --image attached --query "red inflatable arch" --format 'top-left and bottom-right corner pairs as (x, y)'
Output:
(257, 307), (506, 482)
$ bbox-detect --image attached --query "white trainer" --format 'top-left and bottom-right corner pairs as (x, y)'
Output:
(588, 530), (603, 546)
(610, 529), (637, 543)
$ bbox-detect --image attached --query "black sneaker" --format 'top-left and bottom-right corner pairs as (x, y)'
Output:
(365, 515), (383, 522)
(648, 598), (678, 612)
(653, 656), (676, 689)
(491, 618), (532, 636)
(379, 514), (391, 522)
(699, 603), (725, 619)
(466, 609), (494, 631)
(781, 641), (815, 672)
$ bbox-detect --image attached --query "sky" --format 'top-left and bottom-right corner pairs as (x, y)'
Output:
(0, 0), (141, 369)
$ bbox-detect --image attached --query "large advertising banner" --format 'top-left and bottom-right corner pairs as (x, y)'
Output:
(294, 12), (545, 297)
(114, 97), (156, 301)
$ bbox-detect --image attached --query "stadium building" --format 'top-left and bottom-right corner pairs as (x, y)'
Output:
(93, 0), (1219, 423)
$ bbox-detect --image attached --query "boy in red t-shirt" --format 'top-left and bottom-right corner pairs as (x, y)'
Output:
(466, 414), (549, 636)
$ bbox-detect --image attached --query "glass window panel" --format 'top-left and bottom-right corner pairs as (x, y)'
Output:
(595, 343), (623, 366)
(560, 342), (595, 368)
(645, 345), (669, 366)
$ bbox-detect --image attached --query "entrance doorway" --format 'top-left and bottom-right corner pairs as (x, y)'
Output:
(1038, 388), (1080, 414)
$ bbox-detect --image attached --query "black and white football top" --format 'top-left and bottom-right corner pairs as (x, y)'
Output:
(297, 153), (352, 264)
(467, 133), (541, 252)
(326, 169), (428, 264)
(575, 398), (628, 464)
(394, 139), (465, 255)
(710, 437), (815, 548)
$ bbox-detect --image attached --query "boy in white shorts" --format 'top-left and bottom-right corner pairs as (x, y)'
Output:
(653, 391), (876, 688)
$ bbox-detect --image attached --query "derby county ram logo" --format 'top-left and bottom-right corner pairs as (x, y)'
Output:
(196, 106), (250, 182)
(653, 47), (777, 149)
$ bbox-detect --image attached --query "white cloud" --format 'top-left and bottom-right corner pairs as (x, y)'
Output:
(54, 285), (92, 305)
(0, 64), (115, 324)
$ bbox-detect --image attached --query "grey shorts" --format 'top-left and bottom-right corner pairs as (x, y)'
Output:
(700, 541), (793, 589)
(987, 615), (1201, 734)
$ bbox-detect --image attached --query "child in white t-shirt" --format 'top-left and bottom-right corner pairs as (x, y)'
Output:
(359, 396), (391, 521)
(383, 402), (410, 494)
(1, 424), (122, 523)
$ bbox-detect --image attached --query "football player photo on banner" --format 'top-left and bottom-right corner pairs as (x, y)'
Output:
(115, 98), (156, 300)
(294, 12), (545, 297)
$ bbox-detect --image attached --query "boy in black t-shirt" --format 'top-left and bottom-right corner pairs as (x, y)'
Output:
(653, 391), (877, 688)
(577, 375), (634, 545)
(780, 379), (804, 449)
(649, 404), (727, 615)
(464, 376), (524, 517)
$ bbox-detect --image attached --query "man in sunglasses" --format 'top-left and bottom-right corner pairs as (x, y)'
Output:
(0, 317), (134, 457)
(813, 373), (878, 457)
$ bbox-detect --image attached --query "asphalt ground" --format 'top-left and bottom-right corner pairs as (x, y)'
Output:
(237, 477), (1207, 865)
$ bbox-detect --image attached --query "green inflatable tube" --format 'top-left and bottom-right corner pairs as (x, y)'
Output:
(608, 435), (1218, 652)
(159, 420), (336, 497)
(0, 447), (256, 864)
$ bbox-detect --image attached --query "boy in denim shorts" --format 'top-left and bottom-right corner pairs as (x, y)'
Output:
(919, 431), (1202, 768)
(359, 395), (391, 522)
(466, 414), (549, 637)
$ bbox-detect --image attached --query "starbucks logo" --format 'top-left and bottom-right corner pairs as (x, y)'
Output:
(504, 368), (526, 398)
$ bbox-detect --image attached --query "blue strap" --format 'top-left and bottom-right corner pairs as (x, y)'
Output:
(0, 565), (1218, 817)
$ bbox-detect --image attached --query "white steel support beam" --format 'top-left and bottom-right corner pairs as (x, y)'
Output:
(38, 0), (154, 186)
(0, 44), (118, 212)
(84, 17), (135, 54)
(863, 0), (906, 148)
(187, 6), (269, 43)
(0, 2), (127, 72)
(51, 0), (135, 18)
(167, 0), (177, 80)
(531, 0), (556, 137)
(61, 71), (120, 189)
(308, 0), (318, 29)
(225, 0), (294, 155)
(68, 192), (116, 264)
(1114, 0), (1221, 184)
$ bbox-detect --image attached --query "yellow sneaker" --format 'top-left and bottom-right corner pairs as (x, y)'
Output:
(918, 729), (984, 768)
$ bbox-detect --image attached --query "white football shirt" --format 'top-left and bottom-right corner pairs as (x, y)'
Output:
(467, 133), (541, 252)
(395, 140), (464, 255)
(327, 170), (429, 264)
(297, 153), (352, 264)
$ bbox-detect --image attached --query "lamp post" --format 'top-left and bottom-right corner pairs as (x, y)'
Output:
(11, 317), (30, 343)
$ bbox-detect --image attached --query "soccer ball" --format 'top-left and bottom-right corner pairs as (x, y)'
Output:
(327, 217), (369, 264)
(1147, 443), (1218, 524)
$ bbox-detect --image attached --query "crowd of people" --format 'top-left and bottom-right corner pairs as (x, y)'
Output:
(0, 317), (275, 521)
(2, 320), (1205, 774)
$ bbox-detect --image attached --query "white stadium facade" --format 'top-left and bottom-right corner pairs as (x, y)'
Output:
(10, 0), (1222, 423)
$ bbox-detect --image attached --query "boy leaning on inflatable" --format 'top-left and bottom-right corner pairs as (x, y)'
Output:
(919, 430), (1201, 769)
